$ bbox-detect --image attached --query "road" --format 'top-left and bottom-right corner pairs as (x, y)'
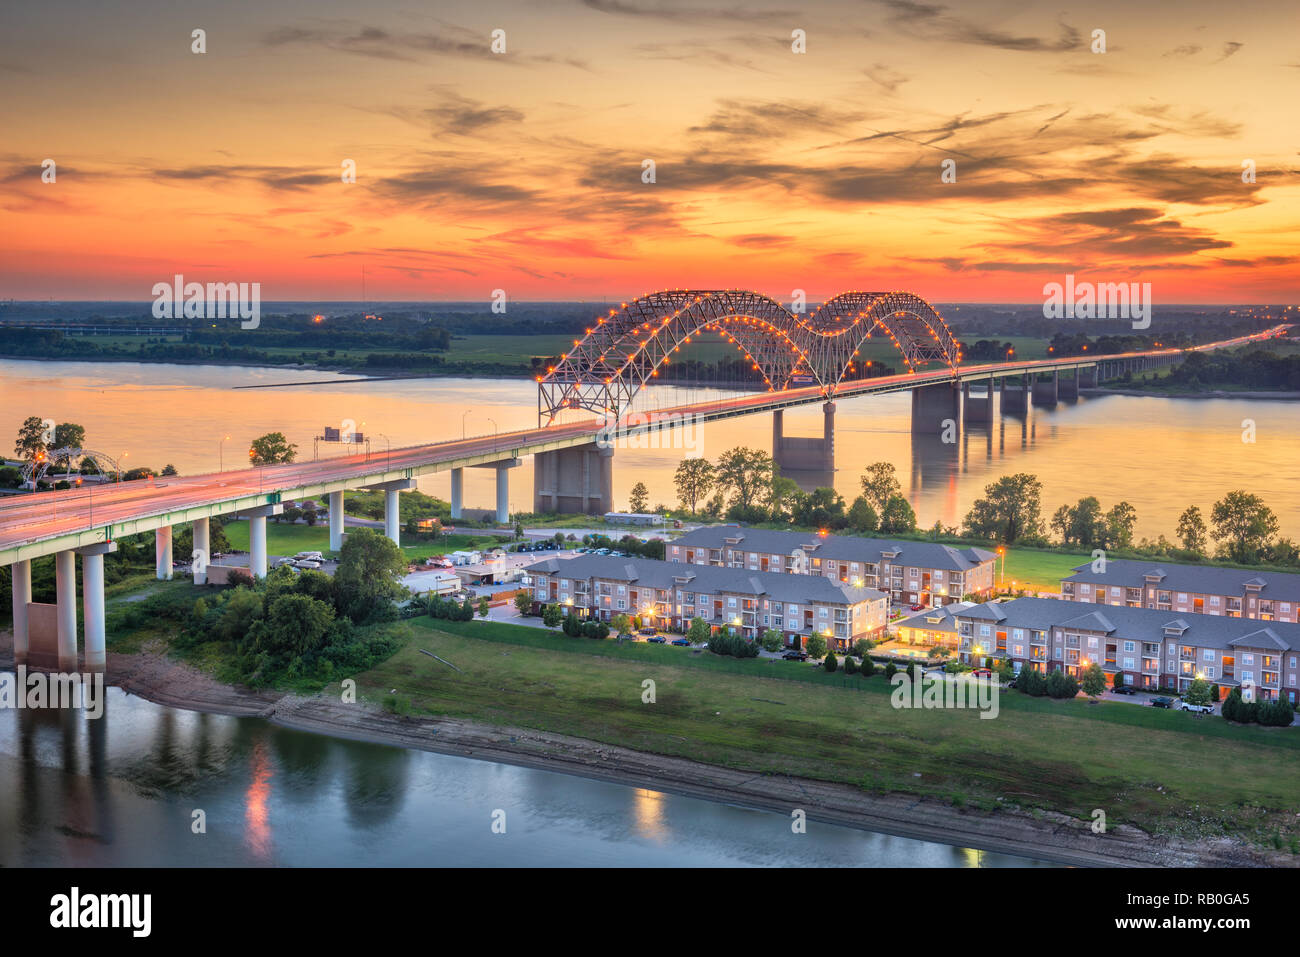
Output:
(0, 324), (1286, 560)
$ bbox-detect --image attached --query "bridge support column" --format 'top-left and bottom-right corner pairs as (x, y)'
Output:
(155, 525), (173, 580)
(450, 468), (464, 520)
(11, 558), (31, 663)
(55, 550), (78, 671)
(235, 504), (283, 579)
(772, 404), (835, 473)
(328, 490), (344, 552)
(496, 466), (512, 524)
(360, 479), (417, 548)
(192, 517), (209, 584)
(772, 410), (783, 457)
(1059, 370), (1079, 400)
(911, 383), (959, 433)
(533, 444), (612, 515)
(962, 378), (993, 423)
(1079, 366), (1098, 388)
(1032, 371), (1059, 406)
(1001, 376), (1028, 413)
(77, 542), (116, 672)
(822, 402), (835, 472)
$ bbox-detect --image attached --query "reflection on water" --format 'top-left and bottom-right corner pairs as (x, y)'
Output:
(0, 685), (1049, 867)
(0, 358), (1293, 537)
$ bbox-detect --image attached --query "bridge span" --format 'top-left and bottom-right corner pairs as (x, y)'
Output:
(0, 320), (1284, 672)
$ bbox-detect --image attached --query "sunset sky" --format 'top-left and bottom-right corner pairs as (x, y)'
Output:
(2, 0), (1297, 303)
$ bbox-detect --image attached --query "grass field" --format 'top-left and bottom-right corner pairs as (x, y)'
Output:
(220, 519), (505, 560)
(1001, 547), (1090, 591)
(354, 617), (1300, 843)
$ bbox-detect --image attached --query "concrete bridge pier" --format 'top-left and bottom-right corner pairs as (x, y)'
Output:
(55, 550), (77, 671)
(450, 468), (464, 520)
(78, 542), (116, 672)
(328, 490), (345, 552)
(154, 525), (173, 580)
(1000, 376), (1029, 413)
(192, 517), (210, 584)
(236, 503), (284, 578)
(911, 383), (959, 433)
(533, 444), (613, 515)
(361, 479), (417, 548)
(1079, 366), (1098, 388)
(10, 558), (31, 663)
(962, 378), (994, 423)
(1058, 370), (1079, 400)
(773, 403), (835, 472)
(1032, 371), (1059, 406)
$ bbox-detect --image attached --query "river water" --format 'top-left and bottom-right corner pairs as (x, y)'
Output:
(0, 685), (1045, 867)
(1, 358), (1295, 538)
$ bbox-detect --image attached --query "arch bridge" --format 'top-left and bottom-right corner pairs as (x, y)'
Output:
(538, 289), (959, 422)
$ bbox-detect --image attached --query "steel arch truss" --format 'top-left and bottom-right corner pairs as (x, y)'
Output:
(538, 289), (958, 421)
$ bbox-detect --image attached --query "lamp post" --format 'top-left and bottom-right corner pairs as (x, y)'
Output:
(487, 417), (498, 453)
(377, 433), (392, 469)
(462, 409), (472, 441)
(219, 434), (231, 472)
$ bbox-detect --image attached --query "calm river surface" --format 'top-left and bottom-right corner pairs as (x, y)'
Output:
(0, 358), (1295, 538)
(0, 685), (1045, 867)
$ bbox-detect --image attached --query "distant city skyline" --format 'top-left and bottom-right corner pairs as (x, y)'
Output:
(2, 0), (1296, 302)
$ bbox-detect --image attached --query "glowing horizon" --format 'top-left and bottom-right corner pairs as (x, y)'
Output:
(3, 0), (1296, 304)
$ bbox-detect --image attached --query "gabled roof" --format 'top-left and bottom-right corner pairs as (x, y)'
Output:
(1060, 610), (1117, 633)
(1229, 628), (1289, 651)
(671, 526), (997, 571)
(1063, 557), (1300, 600)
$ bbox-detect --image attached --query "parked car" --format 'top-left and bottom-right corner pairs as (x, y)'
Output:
(1150, 696), (1173, 709)
(647, 635), (667, 644)
(670, 638), (691, 646)
(638, 628), (656, 636)
(616, 632), (635, 641)
(1177, 699), (1214, 714)
(294, 560), (322, 569)
(909, 603), (924, 611)
(1111, 685), (1138, 696)
(782, 651), (808, 661)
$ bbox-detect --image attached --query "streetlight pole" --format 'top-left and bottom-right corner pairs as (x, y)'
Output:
(219, 434), (231, 472)
(378, 433), (392, 469)
(462, 409), (472, 441)
(487, 417), (498, 453)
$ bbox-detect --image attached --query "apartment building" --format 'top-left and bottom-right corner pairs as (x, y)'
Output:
(1060, 559), (1299, 624)
(523, 554), (888, 651)
(667, 526), (997, 607)
(952, 596), (1300, 702)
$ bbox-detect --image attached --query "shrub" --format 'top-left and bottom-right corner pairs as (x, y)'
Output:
(1046, 669), (1079, 699)
(883, 662), (897, 681)
(843, 655), (858, 675)
(824, 651), (838, 673)
(859, 657), (875, 677)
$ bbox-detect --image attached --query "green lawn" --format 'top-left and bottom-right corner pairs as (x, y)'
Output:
(221, 519), (505, 560)
(1001, 547), (1089, 592)
(352, 617), (1300, 844)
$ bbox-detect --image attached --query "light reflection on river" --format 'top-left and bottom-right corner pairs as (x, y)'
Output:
(0, 359), (1293, 538)
(0, 686), (1047, 867)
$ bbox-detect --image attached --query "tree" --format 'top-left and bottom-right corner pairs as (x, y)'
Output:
(687, 617), (711, 644)
(846, 496), (879, 534)
(883, 661), (897, 681)
(767, 474), (802, 523)
(843, 655), (858, 675)
(628, 482), (650, 513)
(542, 604), (563, 628)
(332, 528), (408, 623)
(793, 487), (847, 529)
(963, 473), (1045, 544)
(852, 638), (874, 658)
(1175, 505), (1207, 555)
(714, 447), (774, 512)
(1046, 669), (1079, 699)
(13, 416), (47, 462)
(161, 463), (179, 477)
(477, 596), (490, 617)
(514, 522), (524, 540)
(246, 594), (336, 666)
(612, 613), (632, 635)
(858, 656), (875, 678)
(805, 633), (827, 659)
(759, 627), (783, 652)
(860, 462), (900, 514)
(1112, 671), (1125, 690)
(1080, 662), (1107, 698)
(1016, 667), (1046, 696)
(249, 431), (298, 465)
(673, 458), (714, 513)
(1210, 490), (1279, 563)
(824, 651), (838, 673)
(1105, 502), (1138, 550)
(1184, 677), (1212, 707)
(879, 495), (917, 535)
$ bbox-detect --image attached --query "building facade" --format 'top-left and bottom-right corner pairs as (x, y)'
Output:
(667, 526), (997, 607)
(953, 596), (1300, 702)
(524, 554), (888, 650)
(1060, 559), (1299, 623)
